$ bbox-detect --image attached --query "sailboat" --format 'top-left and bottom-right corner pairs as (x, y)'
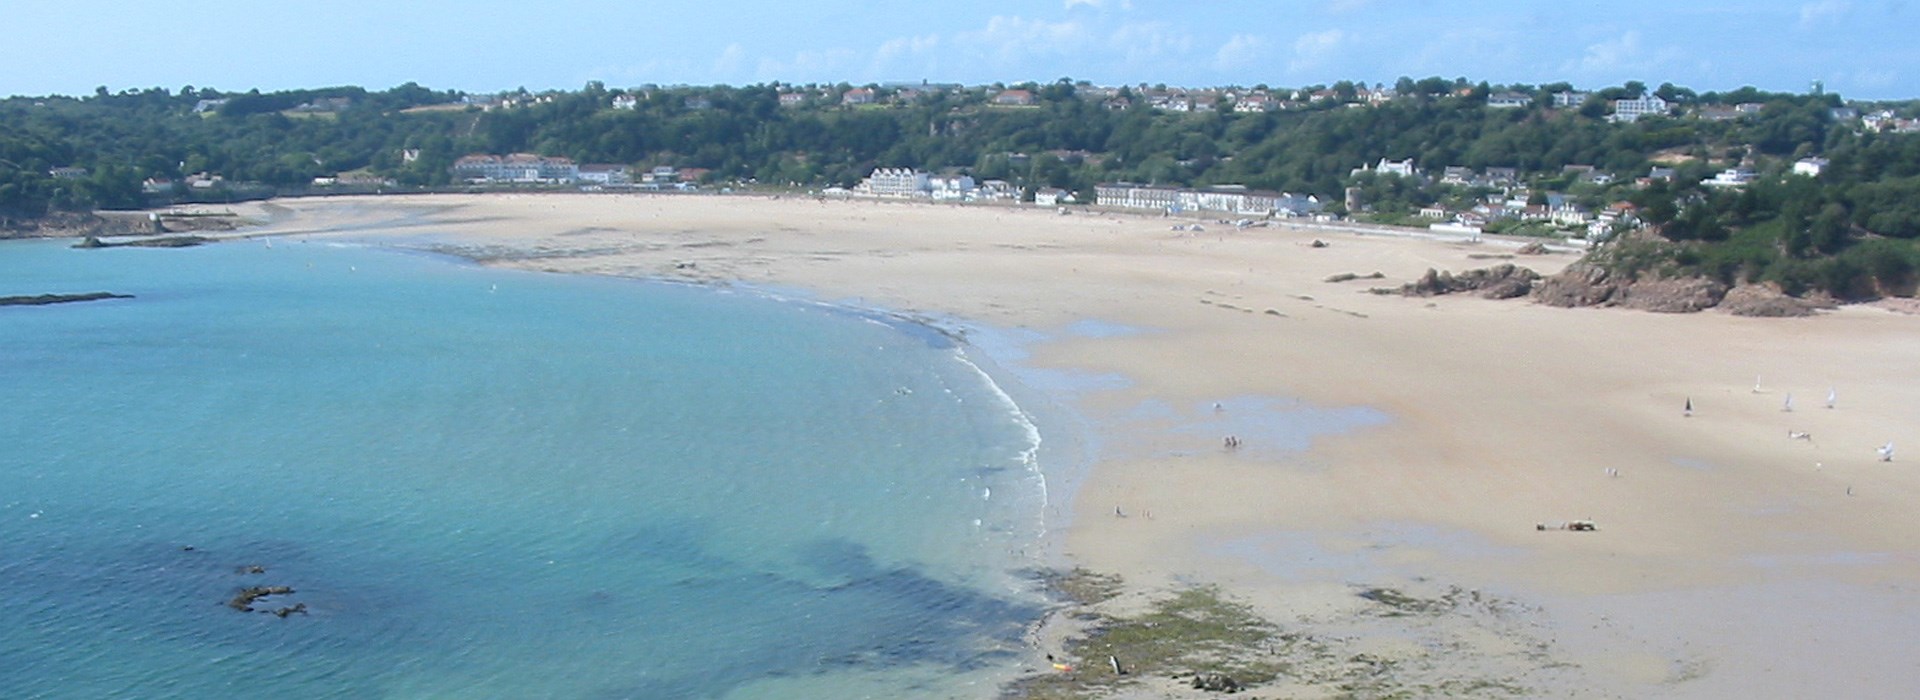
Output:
(1783, 393), (1794, 412)
(1826, 387), (1837, 409)
(1878, 442), (1895, 462)
(1684, 397), (1693, 417)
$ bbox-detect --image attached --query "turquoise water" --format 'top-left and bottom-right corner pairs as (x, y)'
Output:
(0, 238), (1049, 699)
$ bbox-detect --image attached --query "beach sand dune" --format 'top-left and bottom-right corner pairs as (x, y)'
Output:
(253, 193), (1920, 697)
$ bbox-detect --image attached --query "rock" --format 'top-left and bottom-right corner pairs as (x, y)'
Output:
(228, 585), (294, 612)
(1480, 277), (1534, 300)
(1392, 264), (1540, 299)
(271, 603), (309, 618)
(1616, 276), (1727, 313)
(1324, 271), (1385, 283)
(1719, 284), (1829, 317)
(1190, 672), (1242, 693)
(1532, 261), (1623, 307)
(1534, 259), (1733, 313)
(0, 292), (134, 306)
(71, 235), (213, 250)
(1515, 241), (1550, 255)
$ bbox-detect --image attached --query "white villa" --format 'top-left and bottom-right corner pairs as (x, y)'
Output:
(1702, 168), (1758, 188)
(858, 168), (932, 197)
(1611, 95), (1670, 123)
(1792, 158), (1829, 177)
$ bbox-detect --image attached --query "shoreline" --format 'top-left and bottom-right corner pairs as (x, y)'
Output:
(180, 193), (1920, 696)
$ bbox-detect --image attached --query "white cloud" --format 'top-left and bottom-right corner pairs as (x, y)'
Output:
(713, 43), (748, 78)
(1848, 67), (1896, 89)
(1405, 26), (1522, 76)
(1288, 29), (1346, 74)
(1108, 21), (1194, 65)
(1212, 34), (1268, 71)
(754, 48), (858, 82)
(1564, 30), (1682, 77)
(1798, 0), (1853, 27)
(874, 34), (940, 65)
(954, 15), (1095, 67)
(868, 34), (943, 79)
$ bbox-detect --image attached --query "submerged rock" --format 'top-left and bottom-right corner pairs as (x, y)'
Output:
(0, 292), (133, 306)
(228, 585), (294, 612)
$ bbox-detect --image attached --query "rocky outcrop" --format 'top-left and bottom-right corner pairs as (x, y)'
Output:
(1530, 261), (1622, 307)
(1614, 276), (1728, 313)
(1383, 264), (1541, 300)
(1718, 284), (1833, 317)
(0, 292), (133, 306)
(74, 235), (212, 249)
(228, 585), (295, 612)
(1532, 261), (1727, 313)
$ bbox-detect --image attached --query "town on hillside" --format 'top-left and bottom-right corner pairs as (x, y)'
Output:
(7, 77), (1920, 301)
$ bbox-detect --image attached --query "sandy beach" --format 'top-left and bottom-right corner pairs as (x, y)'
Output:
(242, 193), (1920, 697)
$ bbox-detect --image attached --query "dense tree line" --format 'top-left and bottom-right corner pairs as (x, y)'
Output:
(2, 78), (1918, 299)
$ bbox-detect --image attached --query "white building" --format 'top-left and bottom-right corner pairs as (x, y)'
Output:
(1702, 168), (1757, 188)
(1094, 183), (1321, 216)
(1551, 91), (1591, 108)
(1094, 183), (1181, 211)
(975, 180), (1017, 201)
(927, 174), (976, 201)
(452, 154), (580, 183)
(860, 168), (931, 197)
(1034, 188), (1073, 206)
(1610, 95), (1670, 123)
(1488, 92), (1532, 109)
(1359, 158), (1418, 178)
(1792, 158), (1829, 177)
(578, 164), (632, 186)
(640, 166), (680, 186)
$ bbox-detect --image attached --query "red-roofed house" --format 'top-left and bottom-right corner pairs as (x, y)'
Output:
(993, 89), (1035, 106)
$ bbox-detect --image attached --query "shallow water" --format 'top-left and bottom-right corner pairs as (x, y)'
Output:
(0, 238), (1049, 699)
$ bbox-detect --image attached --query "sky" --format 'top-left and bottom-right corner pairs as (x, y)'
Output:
(2, 0), (1913, 100)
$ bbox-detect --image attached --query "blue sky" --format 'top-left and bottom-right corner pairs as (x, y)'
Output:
(3, 0), (1913, 99)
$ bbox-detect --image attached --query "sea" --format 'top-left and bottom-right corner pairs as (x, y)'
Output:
(0, 237), (1054, 699)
